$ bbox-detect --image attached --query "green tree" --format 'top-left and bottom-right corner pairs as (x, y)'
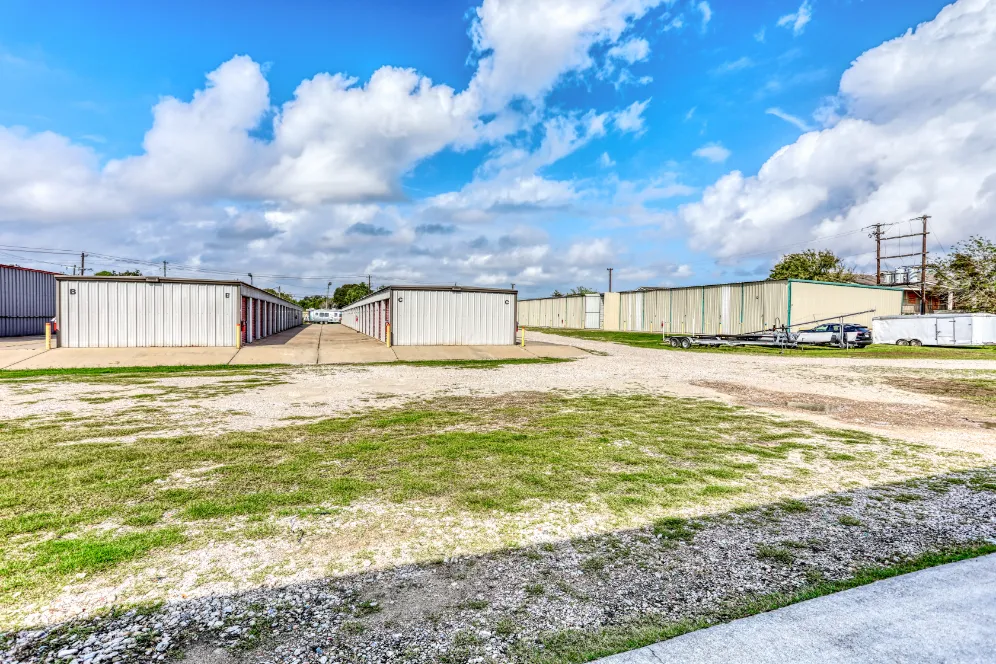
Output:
(94, 269), (142, 276)
(932, 236), (996, 312)
(262, 288), (298, 304)
(568, 286), (598, 295)
(768, 250), (853, 282)
(298, 295), (329, 310)
(332, 283), (373, 308)
(551, 289), (565, 297)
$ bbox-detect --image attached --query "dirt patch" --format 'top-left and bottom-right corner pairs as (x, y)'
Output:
(887, 376), (996, 418)
(694, 380), (991, 431)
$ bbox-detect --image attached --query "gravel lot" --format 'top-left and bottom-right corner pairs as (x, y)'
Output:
(4, 472), (995, 664)
(2, 333), (995, 663)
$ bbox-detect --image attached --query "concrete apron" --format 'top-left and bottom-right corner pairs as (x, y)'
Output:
(230, 325), (321, 365)
(6, 347), (239, 369)
(0, 325), (587, 368)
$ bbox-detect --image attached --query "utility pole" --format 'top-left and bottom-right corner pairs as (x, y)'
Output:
(607, 267), (613, 292)
(162, 261), (167, 277)
(326, 281), (332, 309)
(80, 252), (87, 275)
(869, 225), (883, 284)
(511, 283), (515, 291)
(248, 272), (253, 286)
(875, 215), (931, 313)
(919, 214), (930, 314)
(367, 275), (372, 289)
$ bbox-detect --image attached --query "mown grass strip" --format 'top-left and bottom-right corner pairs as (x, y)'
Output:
(522, 542), (996, 663)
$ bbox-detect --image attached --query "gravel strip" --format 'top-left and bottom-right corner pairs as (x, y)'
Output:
(4, 472), (995, 664)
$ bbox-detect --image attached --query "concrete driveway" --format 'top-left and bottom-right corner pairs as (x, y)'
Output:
(596, 553), (996, 664)
(0, 336), (50, 369)
(1, 325), (586, 369)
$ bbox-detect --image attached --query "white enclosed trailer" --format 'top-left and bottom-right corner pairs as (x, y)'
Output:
(872, 313), (996, 346)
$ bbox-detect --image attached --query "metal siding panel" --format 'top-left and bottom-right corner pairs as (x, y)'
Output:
(790, 282), (903, 330)
(0, 266), (57, 336)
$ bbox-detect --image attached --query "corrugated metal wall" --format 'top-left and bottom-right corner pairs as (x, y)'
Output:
(620, 281), (790, 334)
(0, 265), (56, 337)
(789, 281), (903, 329)
(517, 296), (586, 328)
(58, 279), (241, 347)
(393, 289), (516, 345)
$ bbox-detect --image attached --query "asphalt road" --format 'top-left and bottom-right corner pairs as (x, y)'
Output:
(596, 553), (996, 664)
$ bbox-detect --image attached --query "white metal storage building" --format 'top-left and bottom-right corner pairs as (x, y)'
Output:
(56, 276), (302, 348)
(518, 280), (904, 334)
(518, 294), (603, 329)
(341, 285), (517, 346)
(614, 280), (903, 333)
(1, 264), (57, 337)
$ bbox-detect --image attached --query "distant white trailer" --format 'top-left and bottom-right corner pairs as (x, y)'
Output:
(308, 309), (341, 324)
(872, 313), (996, 347)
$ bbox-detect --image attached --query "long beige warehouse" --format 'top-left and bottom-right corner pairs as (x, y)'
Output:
(341, 285), (518, 346)
(519, 279), (904, 334)
(56, 276), (302, 347)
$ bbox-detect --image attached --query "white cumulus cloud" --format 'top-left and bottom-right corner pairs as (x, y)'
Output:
(693, 142), (731, 163)
(681, 0), (996, 265)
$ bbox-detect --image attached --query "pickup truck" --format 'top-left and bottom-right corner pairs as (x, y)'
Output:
(795, 323), (872, 348)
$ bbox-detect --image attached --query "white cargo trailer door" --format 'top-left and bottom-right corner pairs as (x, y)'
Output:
(936, 317), (972, 346)
(584, 294), (600, 329)
(935, 318), (955, 345)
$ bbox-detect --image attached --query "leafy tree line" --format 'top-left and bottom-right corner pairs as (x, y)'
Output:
(551, 286), (598, 297)
(296, 283), (374, 309)
(768, 250), (853, 282)
(932, 235), (996, 312)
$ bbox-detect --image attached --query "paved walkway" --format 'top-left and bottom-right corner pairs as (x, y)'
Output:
(0, 325), (586, 369)
(596, 553), (996, 664)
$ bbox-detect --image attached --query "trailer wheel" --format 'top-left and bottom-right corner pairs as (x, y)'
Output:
(669, 337), (680, 348)
(680, 337), (692, 349)
(896, 339), (909, 346)
(909, 339), (922, 347)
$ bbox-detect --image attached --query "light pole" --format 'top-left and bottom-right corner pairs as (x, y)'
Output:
(326, 281), (332, 309)
(248, 272), (253, 285)
(607, 267), (613, 292)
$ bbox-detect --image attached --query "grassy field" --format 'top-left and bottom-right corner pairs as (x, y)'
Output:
(530, 327), (996, 360)
(0, 389), (975, 612)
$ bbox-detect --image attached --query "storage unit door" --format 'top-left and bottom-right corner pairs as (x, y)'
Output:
(584, 294), (601, 329)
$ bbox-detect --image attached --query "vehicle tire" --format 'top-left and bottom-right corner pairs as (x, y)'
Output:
(896, 339), (909, 346)
(669, 337), (680, 347)
(910, 339), (922, 347)
(680, 337), (692, 349)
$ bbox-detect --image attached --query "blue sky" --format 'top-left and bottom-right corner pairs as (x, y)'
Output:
(0, 0), (993, 298)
